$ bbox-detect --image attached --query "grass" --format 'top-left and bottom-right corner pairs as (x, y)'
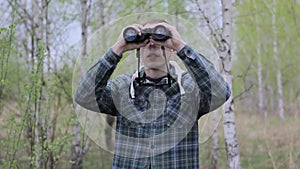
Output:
(1, 102), (299, 168)
(200, 112), (300, 169)
(82, 112), (300, 169)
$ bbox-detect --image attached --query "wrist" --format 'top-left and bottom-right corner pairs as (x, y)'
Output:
(174, 40), (186, 52)
(111, 43), (124, 56)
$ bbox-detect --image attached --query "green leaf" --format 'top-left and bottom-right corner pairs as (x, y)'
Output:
(9, 24), (16, 29)
(0, 27), (8, 34)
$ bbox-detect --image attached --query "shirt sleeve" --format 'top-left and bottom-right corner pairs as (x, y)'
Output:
(74, 49), (121, 116)
(177, 45), (231, 117)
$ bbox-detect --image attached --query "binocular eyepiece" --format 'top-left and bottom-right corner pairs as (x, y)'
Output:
(123, 25), (172, 43)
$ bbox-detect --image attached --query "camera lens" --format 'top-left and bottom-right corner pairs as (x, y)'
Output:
(123, 27), (138, 42)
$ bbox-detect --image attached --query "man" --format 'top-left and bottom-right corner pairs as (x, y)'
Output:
(74, 19), (230, 169)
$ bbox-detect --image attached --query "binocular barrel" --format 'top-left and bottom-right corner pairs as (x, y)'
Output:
(123, 25), (171, 43)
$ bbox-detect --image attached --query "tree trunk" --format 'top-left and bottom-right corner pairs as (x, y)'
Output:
(211, 111), (219, 169)
(97, 0), (117, 152)
(71, 0), (90, 168)
(43, 0), (54, 168)
(272, 0), (284, 121)
(254, 0), (265, 122)
(34, 1), (44, 167)
(267, 85), (275, 114)
(257, 44), (264, 121)
(71, 124), (83, 169)
(220, 0), (241, 168)
(297, 87), (300, 119)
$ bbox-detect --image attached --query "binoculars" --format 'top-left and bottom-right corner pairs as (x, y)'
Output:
(123, 25), (172, 43)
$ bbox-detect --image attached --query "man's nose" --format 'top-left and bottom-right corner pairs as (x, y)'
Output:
(148, 41), (158, 49)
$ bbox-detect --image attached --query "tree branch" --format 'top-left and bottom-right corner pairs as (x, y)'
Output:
(194, 0), (225, 53)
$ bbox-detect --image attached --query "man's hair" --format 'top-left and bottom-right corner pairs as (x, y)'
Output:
(142, 19), (168, 26)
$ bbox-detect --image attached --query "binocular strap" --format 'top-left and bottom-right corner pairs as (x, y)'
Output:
(135, 46), (171, 86)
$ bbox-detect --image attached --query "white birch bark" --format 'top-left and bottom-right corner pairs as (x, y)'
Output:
(195, 1), (240, 167)
(254, 0), (265, 122)
(220, 0), (241, 168)
(211, 110), (219, 169)
(272, 0), (285, 121)
(257, 43), (264, 120)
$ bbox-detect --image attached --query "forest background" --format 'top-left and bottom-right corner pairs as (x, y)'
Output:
(0, 0), (299, 169)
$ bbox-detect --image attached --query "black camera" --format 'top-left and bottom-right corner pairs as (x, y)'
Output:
(123, 25), (172, 43)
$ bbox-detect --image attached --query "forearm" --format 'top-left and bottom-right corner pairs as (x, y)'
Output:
(74, 49), (121, 112)
(177, 45), (230, 113)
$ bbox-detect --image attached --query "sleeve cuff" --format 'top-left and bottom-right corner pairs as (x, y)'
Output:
(177, 45), (196, 60)
(103, 48), (122, 65)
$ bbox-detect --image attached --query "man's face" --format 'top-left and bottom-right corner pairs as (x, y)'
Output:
(140, 23), (172, 71)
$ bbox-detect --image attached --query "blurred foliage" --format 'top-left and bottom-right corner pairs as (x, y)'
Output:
(0, 0), (299, 168)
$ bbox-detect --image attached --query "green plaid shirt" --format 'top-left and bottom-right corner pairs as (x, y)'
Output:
(74, 45), (230, 169)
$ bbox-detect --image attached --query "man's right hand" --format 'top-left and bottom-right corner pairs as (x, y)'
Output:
(111, 24), (149, 56)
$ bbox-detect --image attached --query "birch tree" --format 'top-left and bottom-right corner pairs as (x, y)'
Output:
(253, 0), (265, 122)
(193, 1), (219, 167)
(71, 0), (91, 168)
(195, 0), (241, 168)
(271, 0), (284, 121)
(220, 0), (241, 168)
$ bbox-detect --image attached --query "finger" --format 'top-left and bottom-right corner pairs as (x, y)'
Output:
(149, 39), (164, 46)
(135, 24), (143, 30)
(137, 39), (150, 48)
(127, 39), (149, 51)
(133, 24), (143, 36)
